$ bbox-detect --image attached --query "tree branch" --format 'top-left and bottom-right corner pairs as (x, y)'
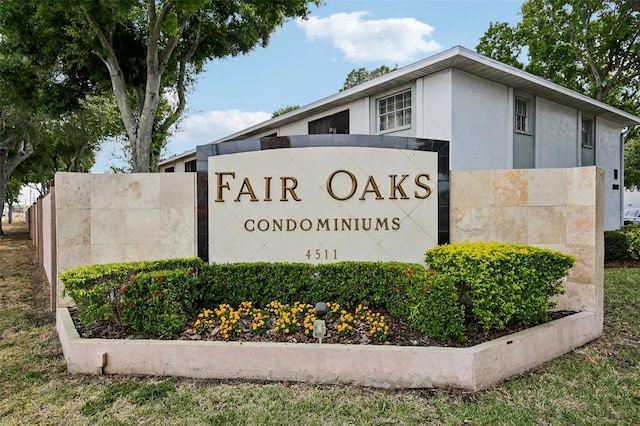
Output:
(82, 7), (140, 144)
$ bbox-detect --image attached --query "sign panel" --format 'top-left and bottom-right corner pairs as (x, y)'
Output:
(208, 146), (438, 263)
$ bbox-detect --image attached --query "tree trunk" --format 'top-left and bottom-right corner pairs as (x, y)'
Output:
(0, 147), (8, 235)
(0, 140), (34, 236)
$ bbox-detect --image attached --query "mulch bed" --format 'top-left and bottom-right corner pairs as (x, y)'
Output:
(604, 259), (640, 268)
(68, 306), (576, 349)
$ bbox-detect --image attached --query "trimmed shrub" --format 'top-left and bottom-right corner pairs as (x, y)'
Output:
(199, 261), (424, 310)
(200, 261), (466, 341)
(623, 225), (640, 260)
(119, 269), (200, 338)
(199, 262), (315, 308)
(63, 246), (573, 343)
(60, 258), (204, 327)
(425, 242), (575, 330)
(386, 269), (465, 342)
(604, 230), (629, 261)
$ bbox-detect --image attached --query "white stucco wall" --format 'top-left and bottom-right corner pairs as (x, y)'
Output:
(419, 71), (452, 141)
(450, 70), (510, 170)
(159, 155), (194, 173)
(278, 99), (370, 137)
(535, 98), (578, 168)
(347, 97), (369, 134)
(596, 117), (624, 229)
(368, 84), (416, 137)
(278, 119), (308, 136)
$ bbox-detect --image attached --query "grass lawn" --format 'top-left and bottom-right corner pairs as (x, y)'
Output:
(1, 221), (639, 425)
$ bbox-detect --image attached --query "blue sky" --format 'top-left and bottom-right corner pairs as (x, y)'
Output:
(93, 0), (525, 172)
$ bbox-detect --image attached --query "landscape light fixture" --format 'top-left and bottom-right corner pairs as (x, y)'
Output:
(313, 302), (327, 343)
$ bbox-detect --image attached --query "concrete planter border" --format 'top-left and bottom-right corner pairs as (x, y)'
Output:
(57, 308), (601, 390)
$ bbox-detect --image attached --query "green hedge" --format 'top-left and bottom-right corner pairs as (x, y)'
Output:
(119, 269), (200, 338)
(622, 225), (640, 260)
(199, 261), (419, 309)
(198, 261), (466, 342)
(385, 267), (465, 341)
(60, 258), (204, 330)
(604, 230), (629, 261)
(61, 243), (575, 342)
(425, 242), (575, 330)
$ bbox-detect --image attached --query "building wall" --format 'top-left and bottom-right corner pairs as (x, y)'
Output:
(535, 98), (579, 168)
(596, 117), (624, 229)
(55, 172), (197, 306)
(277, 98), (371, 137)
(41, 191), (54, 290)
(419, 71), (452, 141)
(158, 154), (194, 173)
(450, 70), (510, 170)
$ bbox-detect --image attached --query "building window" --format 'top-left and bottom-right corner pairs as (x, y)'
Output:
(164, 167), (175, 173)
(308, 110), (349, 134)
(582, 117), (594, 148)
(378, 90), (411, 132)
(185, 160), (196, 172)
(514, 97), (528, 132)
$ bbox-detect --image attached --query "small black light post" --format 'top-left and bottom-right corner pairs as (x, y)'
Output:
(313, 302), (327, 343)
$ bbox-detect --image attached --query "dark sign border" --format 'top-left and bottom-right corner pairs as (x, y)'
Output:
(196, 135), (450, 262)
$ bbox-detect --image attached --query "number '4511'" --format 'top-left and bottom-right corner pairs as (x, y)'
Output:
(305, 249), (337, 260)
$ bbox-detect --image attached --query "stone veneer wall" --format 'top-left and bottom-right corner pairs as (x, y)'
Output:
(52, 167), (602, 319)
(450, 167), (604, 322)
(55, 172), (197, 307)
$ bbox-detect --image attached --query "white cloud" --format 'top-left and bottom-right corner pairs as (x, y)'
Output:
(90, 110), (271, 172)
(166, 109), (271, 155)
(296, 12), (442, 63)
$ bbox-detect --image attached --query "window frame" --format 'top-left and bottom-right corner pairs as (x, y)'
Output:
(581, 117), (594, 149)
(514, 97), (529, 134)
(376, 89), (412, 133)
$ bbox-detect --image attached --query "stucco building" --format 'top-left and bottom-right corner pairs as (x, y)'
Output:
(160, 45), (640, 230)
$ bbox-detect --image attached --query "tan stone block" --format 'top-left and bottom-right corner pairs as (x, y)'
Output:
(158, 243), (197, 259)
(565, 244), (596, 285)
(528, 206), (566, 244)
(529, 243), (567, 253)
(489, 206), (527, 242)
(160, 208), (196, 245)
(125, 209), (160, 244)
(57, 244), (91, 272)
(490, 169), (527, 207)
(57, 208), (91, 247)
(55, 173), (91, 209)
(91, 209), (125, 245)
(528, 168), (567, 206)
(124, 244), (164, 261)
(450, 207), (491, 242)
(451, 170), (491, 208)
(91, 174), (128, 210)
(90, 244), (126, 265)
(124, 174), (160, 209)
(566, 205), (596, 246)
(562, 280), (597, 313)
(567, 167), (597, 206)
(160, 173), (196, 209)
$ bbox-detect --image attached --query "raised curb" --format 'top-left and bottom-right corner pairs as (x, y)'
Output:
(57, 308), (601, 390)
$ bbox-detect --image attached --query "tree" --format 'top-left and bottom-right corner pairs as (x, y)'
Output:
(272, 105), (300, 118)
(476, 0), (640, 188)
(477, 0), (640, 109)
(0, 0), (320, 173)
(625, 136), (640, 191)
(0, 110), (36, 235)
(340, 65), (398, 91)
